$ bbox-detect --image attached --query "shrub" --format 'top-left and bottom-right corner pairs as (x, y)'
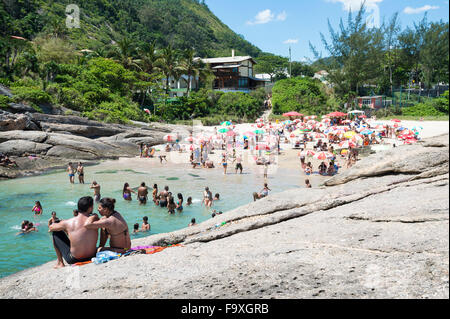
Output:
(216, 92), (261, 120)
(272, 77), (329, 115)
(11, 86), (52, 105)
(0, 95), (13, 109)
(402, 102), (446, 117)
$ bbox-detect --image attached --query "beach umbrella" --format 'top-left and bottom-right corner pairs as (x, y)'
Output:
(299, 150), (316, 157)
(359, 115), (367, 119)
(308, 132), (326, 139)
(314, 152), (334, 160)
(254, 129), (265, 134)
(283, 111), (304, 117)
(163, 134), (177, 142)
(391, 119), (402, 123)
(328, 112), (347, 118)
(343, 131), (357, 139)
(226, 130), (237, 137)
(243, 131), (256, 137)
(351, 134), (364, 144)
(338, 140), (356, 149)
(218, 128), (229, 134)
(257, 123), (264, 128)
(360, 129), (374, 135)
(143, 108), (151, 115)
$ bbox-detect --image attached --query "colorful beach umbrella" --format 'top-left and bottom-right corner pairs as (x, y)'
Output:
(221, 121), (232, 126)
(314, 152), (334, 160)
(344, 131), (357, 139)
(218, 128), (229, 134)
(254, 129), (265, 134)
(283, 111), (304, 117)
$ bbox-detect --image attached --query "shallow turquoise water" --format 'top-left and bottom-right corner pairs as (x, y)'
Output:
(0, 159), (305, 278)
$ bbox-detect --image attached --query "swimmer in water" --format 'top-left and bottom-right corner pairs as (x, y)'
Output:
(137, 182), (148, 205)
(189, 218), (197, 227)
(203, 187), (213, 208)
(141, 216), (150, 232)
(133, 223), (140, 234)
(176, 193), (183, 212)
(221, 153), (228, 175)
(90, 181), (101, 202)
(67, 162), (75, 184)
(186, 197), (193, 206)
(77, 162), (85, 184)
(48, 211), (61, 231)
(32, 201), (43, 216)
(122, 182), (136, 201)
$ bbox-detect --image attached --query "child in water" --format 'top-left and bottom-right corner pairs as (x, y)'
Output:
(167, 198), (176, 214)
(186, 197), (193, 206)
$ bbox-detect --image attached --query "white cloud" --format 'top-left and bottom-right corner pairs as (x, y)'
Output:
(403, 5), (439, 14)
(283, 39), (299, 44)
(247, 9), (287, 25)
(327, 0), (383, 28)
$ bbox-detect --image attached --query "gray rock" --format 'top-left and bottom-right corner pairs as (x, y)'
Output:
(0, 130), (48, 143)
(0, 140), (52, 156)
(39, 122), (124, 138)
(0, 112), (28, 131)
(45, 145), (98, 160)
(6, 103), (37, 114)
(0, 84), (13, 98)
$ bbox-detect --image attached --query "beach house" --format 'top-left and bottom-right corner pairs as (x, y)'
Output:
(201, 50), (267, 93)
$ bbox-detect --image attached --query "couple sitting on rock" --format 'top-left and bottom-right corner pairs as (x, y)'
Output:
(49, 196), (130, 268)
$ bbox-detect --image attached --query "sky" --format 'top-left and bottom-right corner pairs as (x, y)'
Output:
(204, 0), (449, 62)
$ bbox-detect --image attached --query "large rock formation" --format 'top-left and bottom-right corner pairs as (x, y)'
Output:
(0, 134), (447, 299)
(0, 110), (191, 179)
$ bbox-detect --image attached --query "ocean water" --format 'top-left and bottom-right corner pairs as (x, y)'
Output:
(0, 158), (306, 278)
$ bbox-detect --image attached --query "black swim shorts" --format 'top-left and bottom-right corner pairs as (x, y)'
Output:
(52, 231), (94, 264)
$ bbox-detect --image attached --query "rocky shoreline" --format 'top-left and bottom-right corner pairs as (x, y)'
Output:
(0, 109), (191, 179)
(0, 133), (448, 299)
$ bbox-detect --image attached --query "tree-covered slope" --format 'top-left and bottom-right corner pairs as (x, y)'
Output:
(1, 0), (262, 58)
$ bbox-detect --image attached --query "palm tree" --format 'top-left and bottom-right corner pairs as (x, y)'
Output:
(138, 40), (159, 76)
(112, 37), (141, 71)
(155, 45), (182, 94)
(179, 48), (199, 96)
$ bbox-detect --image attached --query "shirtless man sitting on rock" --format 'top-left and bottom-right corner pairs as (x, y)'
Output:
(49, 196), (98, 269)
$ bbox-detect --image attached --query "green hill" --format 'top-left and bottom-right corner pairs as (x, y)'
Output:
(0, 0), (262, 58)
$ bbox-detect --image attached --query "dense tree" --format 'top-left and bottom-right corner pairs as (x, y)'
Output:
(254, 54), (289, 82)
